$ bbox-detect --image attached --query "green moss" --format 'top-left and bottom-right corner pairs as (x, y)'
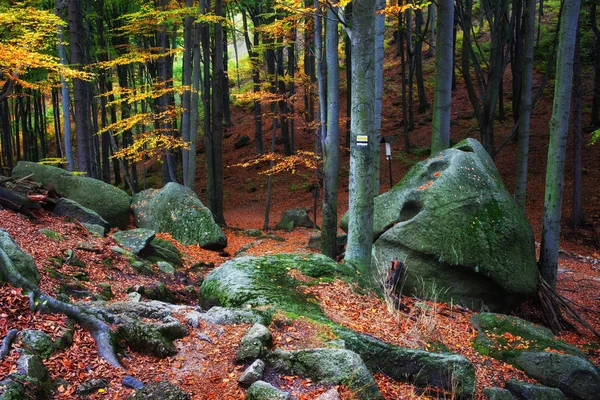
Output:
(470, 313), (583, 362)
(39, 229), (63, 241)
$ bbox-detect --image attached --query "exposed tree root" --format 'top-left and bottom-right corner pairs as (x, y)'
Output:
(0, 328), (18, 359)
(0, 247), (123, 368)
(537, 272), (600, 339)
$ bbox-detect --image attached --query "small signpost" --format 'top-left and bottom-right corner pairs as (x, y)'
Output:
(381, 136), (394, 188)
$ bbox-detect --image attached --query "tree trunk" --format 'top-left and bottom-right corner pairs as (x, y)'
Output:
(346, 0), (376, 284)
(188, 7), (201, 187)
(415, 9), (430, 113)
(315, 0), (327, 154)
(539, 0), (581, 289)
(514, 0), (536, 209)
(569, 21), (584, 228)
(373, 0), (385, 195)
(591, 5), (600, 127)
(181, 0), (194, 187)
(321, 5), (340, 260)
(430, 0), (454, 155)
(68, 0), (92, 174)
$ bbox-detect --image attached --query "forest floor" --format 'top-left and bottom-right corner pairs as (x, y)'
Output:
(2, 32), (600, 400)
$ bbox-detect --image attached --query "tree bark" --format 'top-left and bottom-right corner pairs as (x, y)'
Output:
(539, 0), (581, 289)
(346, 0), (376, 285)
(181, 0), (194, 187)
(569, 21), (584, 228)
(430, 0), (454, 155)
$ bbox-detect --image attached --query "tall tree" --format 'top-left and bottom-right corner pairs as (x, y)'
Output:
(321, 4), (340, 260)
(539, 0), (581, 289)
(56, 0), (74, 171)
(181, 0), (194, 187)
(430, 0), (454, 155)
(514, 0), (536, 209)
(373, 0), (385, 194)
(591, 3), (600, 127)
(569, 20), (584, 228)
(346, 0), (376, 283)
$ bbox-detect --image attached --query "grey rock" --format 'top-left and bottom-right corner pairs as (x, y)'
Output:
(512, 351), (600, 400)
(244, 229), (262, 237)
(343, 139), (538, 311)
(266, 348), (383, 399)
(197, 333), (212, 343)
(238, 359), (265, 386)
(122, 375), (144, 390)
(82, 223), (106, 237)
(157, 261), (176, 275)
(19, 330), (54, 358)
(337, 328), (475, 399)
(185, 311), (202, 328)
(16, 354), (47, 381)
(131, 380), (190, 400)
(76, 378), (108, 396)
(275, 208), (315, 230)
(12, 161), (131, 228)
(105, 300), (172, 320)
(306, 234), (346, 254)
(316, 389), (341, 400)
(132, 183), (226, 250)
(246, 381), (289, 400)
(0, 379), (24, 400)
(198, 307), (272, 326)
(145, 238), (183, 267)
(505, 379), (566, 400)
(137, 282), (176, 303)
(111, 229), (156, 255)
(483, 387), (515, 400)
(116, 316), (181, 358)
(128, 292), (142, 302)
(54, 198), (110, 233)
(0, 229), (40, 285)
(236, 324), (271, 362)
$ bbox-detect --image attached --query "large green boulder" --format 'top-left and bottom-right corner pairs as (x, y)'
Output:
(111, 228), (156, 255)
(266, 348), (383, 399)
(0, 229), (40, 285)
(132, 183), (226, 250)
(53, 198), (110, 235)
(12, 161), (131, 228)
(342, 139), (537, 311)
(199, 253), (353, 318)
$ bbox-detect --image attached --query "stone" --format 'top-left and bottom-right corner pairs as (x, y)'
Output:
(96, 282), (114, 301)
(111, 229), (156, 255)
(137, 282), (176, 303)
(19, 330), (54, 358)
(144, 238), (183, 267)
(306, 234), (347, 255)
(132, 183), (226, 250)
(316, 389), (341, 400)
(82, 223), (106, 237)
(274, 208), (315, 230)
(116, 317), (180, 358)
(234, 135), (251, 149)
(199, 254), (353, 320)
(266, 348), (383, 399)
(505, 379), (566, 400)
(53, 198), (110, 234)
(238, 359), (265, 386)
(337, 328), (475, 399)
(122, 375), (144, 390)
(0, 229), (40, 285)
(470, 313), (583, 360)
(185, 311), (202, 328)
(0, 379), (24, 400)
(106, 300), (173, 320)
(198, 307), (272, 326)
(246, 381), (290, 400)
(483, 388), (515, 400)
(157, 261), (176, 275)
(344, 138), (538, 311)
(131, 380), (190, 400)
(511, 351), (600, 400)
(236, 324), (271, 362)
(12, 161), (131, 228)
(244, 229), (262, 237)
(15, 354), (47, 381)
(76, 378), (108, 395)
(128, 292), (142, 302)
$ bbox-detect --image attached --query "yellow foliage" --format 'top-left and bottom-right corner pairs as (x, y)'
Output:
(230, 150), (320, 176)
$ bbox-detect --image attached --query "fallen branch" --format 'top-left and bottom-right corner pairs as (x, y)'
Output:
(0, 247), (122, 368)
(0, 328), (18, 359)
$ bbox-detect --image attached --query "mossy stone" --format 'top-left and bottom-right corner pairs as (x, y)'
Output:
(0, 229), (40, 285)
(144, 237), (183, 267)
(246, 381), (289, 400)
(132, 183), (226, 250)
(111, 229), (155, 255)
(20, 330), (55, 359)
(130, 380), (189, 400)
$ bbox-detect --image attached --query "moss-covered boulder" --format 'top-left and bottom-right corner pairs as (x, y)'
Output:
(53, 198), (110, 235)
(483, 387), (515, 400)
(341, 139), (537, 311)
(266, 348), (383, 399)
(337, 328), (475, 399)
(198, 307), (272, 326)
(111, 229), (156, 255)
(130, 380), (190, 400)
(132, 183), (226, 250)
(12, 161), (131, 228)
(246, 381), (289, 400)
(0, 229), (40, 285)
(0, 378), (25, 400)
(143, 238), (183, 267)
(115, 316), (187, 358)
(199, 254), (353, 319)
(19, 330), (55, 359)
(470, 313), (583, 360)
(505, 379), (566, 400)
(236, 324), (272, 362)
(275, 208), (315, 230)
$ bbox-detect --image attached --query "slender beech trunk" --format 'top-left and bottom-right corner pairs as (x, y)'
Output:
(181, 0), (194, 187)
(430, 0), (454, 155)
(321, 5), (340, 260)
(373, 0), (385, 195)
(415, 9), (430, 113)
(188, 9), (201, 187)
(346, 0), (376, 284)
(241, 9), (263, 154)
(315, 0), (327, 154)
(539, 0), (581, 289)
(569, 22), (584, 228)
(345, 3), (352, 147)
(515, 0), (536, 209)
(592, 5), (600, 127)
